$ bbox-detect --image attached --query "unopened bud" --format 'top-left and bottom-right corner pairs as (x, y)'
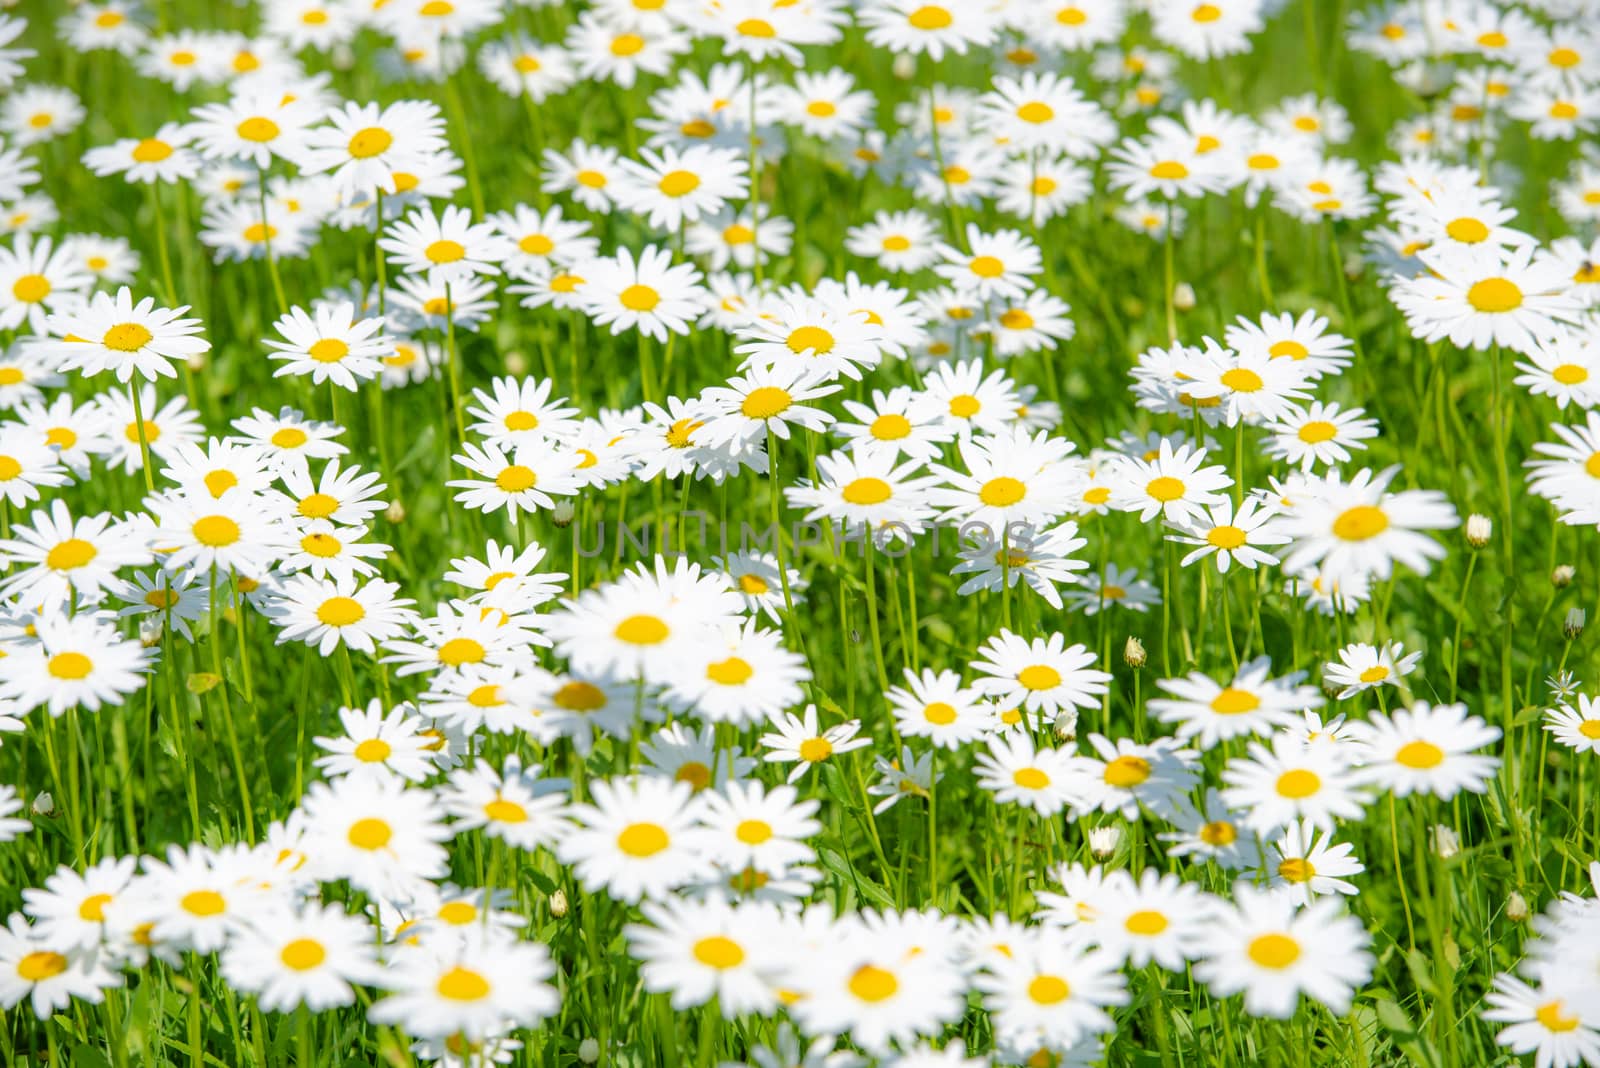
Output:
(578, 1038), (600, 1065)
(186, 351), (207, 372)
(139, 617), (163, 647)
(893, 54), (916, 80)
(384, 499), (406, 525)
(549, 888), (568, 918)
(1465, 514), (1491, 549)
(1554, 564), (1576, 588)
(504, 351), (529, 376)
(1087, 825), (1122, 859)
(1052, 707), (1078, 744)
(1123, 636), (1146, 669)
(1429, 823), (1460, 860)
(1506, 890), (1529, 922)
(1172, 282), (1196, 312)
(551, 499), (576, 528)
(1566, 607), (1586, 640)
(31, 792), (54, 817)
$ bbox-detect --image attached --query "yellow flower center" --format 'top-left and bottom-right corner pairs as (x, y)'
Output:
(693, 935), (745, 968)
(78, 894), (113, 922)
(353, 738), (392, 763)
(1191, 3), (1222, 22)
(347, 817), (392, 850)
(1466, 277), (1523, 313)
(1103, 755), (1151, 787)
(1125, 910), (1169, 935)
(316, 597), (365, 627)
(1275, 769), (1321, 798)
(1331, 505), (1388, 541)
(17, 952), (69, 982)
(484, 798), (528, 823)
(280, 939), (326, 971)
(611, 33), (645, 56)
(706, 656), (754, 685)
(181, 890), (225, 917)
(614, 614), (670, 644)
(948, 394), (981, 418)
(1147, 476), (1185, 502)
(798, 737), (833, 762)
(1278, 858), (1316, 882)
(979, 476), (1026, 507)
(659, 170), (700, 197)
(1221, 368), (1263, 392)
(849, 964), (899, 1001)
(1028, 975), (1070, 1004)
(192, 515), (240, 547)
(1150, 160), (1189, 180)
(907, 5), (953, 30)
(1247, 933), (1300, 968)
(11, 275), (50, 303)
(347, 127), (393, 159)
(741, 386), (792, 419)
(1211, 687), (1260, 714)
(735, 819), (772, 844)
(1395, 740), (1444, 769)
(1359, 665), (1390, 683)
(554, 681), (606, 710)
(1018, 664), (1061, 690)
(132, 138), (173, 163)
(425, 239), (465, 264)
(1536, 1000), (1581, 1033)
(495, 465), (537, 492)
(841, 477), (892, 505)
(1013, 767), (1050, 789)
(619, 284), (660, 312)
(923, 702), (957, 725)
(48, 652), (94, 679)
(436, 967), (491, 1001)
(617, 822), (669, 857)
(237, 117), (280, 142)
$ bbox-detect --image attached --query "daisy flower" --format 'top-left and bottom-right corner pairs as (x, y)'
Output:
(1347, 701), (1501, 799)
(219, 903), (379, 1013)
(441, 756), (572, 852)
(294, 99), (448, 198)
(0, 499), (152, 606)
(1221, 734), (1370, 834)
(1546, 695), (1600, 754)
(1392, 243), (1580, 355)
(1068, 733), (1198, 821)
(1168, 497), (1288, 572)
(613, 145), (749, 232)
(858, 0), (997, 60)
(266, 574), (417, 656)
(581, 245), (705, 341)
(369, 927), (558, 1041)
(0, 915), (120, 1020)
(1269, 820), (1364, 905)
(1263, 401), (1379, 471)
(844, 209), (942, 273)
(0, 235), (91, 334)
(933, 225), (1041, 301)
(1, 611), (149, 717)
(313, 700), (441, 783)
(448, 440), (580, 516)
(558, 776), (702, 903)
(973, 731), (1078, 815)
(950, 520), (1090, 610)
(971, 630), (1110, 716)
(44, 287), (211, 384)
(265, 302), (391, 391)
(82, 122), (202, 185)
(1084, 868), (1211, 970)
(1278, 466), (1458, 582)
(1109, 439), (1233, 526)
(1482, 974), (1600, 1068)
(973, 930), (1126, 1051)
(626, 898), (781, 1016)
(760, 704), (870, 783)
(1194, 883), (1373, 1018)
(301, 775), (450, 901)
(379, 204), (511, 283)
(1323, 641), (1422, 699)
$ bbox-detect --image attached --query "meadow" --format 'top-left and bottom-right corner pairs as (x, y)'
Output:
(1, 0), (1599, 1065)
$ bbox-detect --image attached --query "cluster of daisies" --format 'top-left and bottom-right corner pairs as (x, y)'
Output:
(2, 0), (1600, 1065)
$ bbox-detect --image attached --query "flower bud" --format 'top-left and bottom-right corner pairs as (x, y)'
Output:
(1051, 707), (1078, 744)
(549, 888), (568, 918)
(186, 351), (207, 372)
(1465, 514), (1491, 549)
(1506, 890), (1529, 923)
(504, 351), (529, 376)
(1173, 282), (1196, 312)
(1087, 826), (1122, 859)
(384, 499), (406, 525)
(1566, 607), (1586, 640)
(578, 1038), (600, 1064)
(140, 617), (163, 647)
(1553, 564), (1576, 588)
(1429, 824), (1460, 860)
(551, 499), (576, 529)
(892, 54), (916, 80)
(31, 792), (54, 817)
(1123, 636), (1147, 669)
